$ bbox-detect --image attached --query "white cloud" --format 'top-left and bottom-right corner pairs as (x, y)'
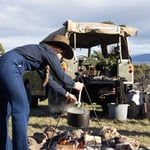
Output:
(0, 35), (41, 50)
(0, 0), (149, 55)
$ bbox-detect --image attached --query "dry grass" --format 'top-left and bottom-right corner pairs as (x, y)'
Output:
(9, 100), (150, 148)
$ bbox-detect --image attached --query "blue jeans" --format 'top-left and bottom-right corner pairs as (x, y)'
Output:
(0, 52), (30, 150)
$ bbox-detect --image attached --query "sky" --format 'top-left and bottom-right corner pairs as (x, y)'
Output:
(0, 0), (150, 56)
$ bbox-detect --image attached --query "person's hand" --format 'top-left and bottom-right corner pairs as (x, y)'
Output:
(65, 92), (77, 103)
(74, 82), (84, 91)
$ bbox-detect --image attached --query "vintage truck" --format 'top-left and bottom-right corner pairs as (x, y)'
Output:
(23, 20), (137, 114)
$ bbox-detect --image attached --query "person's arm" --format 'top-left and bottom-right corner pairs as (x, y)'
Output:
(48, 74), (77, 102)
(44, 47), (83, 91)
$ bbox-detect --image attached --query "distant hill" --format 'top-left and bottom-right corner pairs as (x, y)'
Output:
(132, 54), (150, 65)
(132, 54), (150, 61)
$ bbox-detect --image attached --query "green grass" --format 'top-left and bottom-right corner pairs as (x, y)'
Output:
(9, 100), (150, 147)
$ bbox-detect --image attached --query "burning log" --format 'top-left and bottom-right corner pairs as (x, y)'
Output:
(71, 129), (84, 139)
(100, 126), (140, 149)
(100, 126), (120, 141)
(56, 143), (76, 150)
(28, 137), (42, 150)
(115, 135), (140, 150)
(44, 126), (59, 139)
(115, 142), (138, 150)
(32, 132), (47, 144)
(84, 133), (102, 146)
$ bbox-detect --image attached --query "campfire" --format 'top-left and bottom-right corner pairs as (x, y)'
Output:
(28, 126), (140, 150)
(28, 88), (142, 150)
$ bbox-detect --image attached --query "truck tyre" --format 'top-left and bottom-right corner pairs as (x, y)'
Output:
(127, 101), (139, 119)
(25, 82), (38, 108)
(101, 102), (109, 115)
(30, 96), (38, 108)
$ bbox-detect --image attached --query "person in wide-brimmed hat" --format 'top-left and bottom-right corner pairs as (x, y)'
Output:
(42, 34), (73, 59)
(0, 34), (83, 150)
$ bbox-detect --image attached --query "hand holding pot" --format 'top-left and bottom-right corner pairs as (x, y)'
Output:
(74, 82), (84, 91)
(65, 92), (77, 103)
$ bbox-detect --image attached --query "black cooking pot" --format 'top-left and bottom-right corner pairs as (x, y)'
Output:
(66, 107), (90, 127)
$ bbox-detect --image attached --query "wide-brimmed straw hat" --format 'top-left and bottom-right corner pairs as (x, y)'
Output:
(44, 34), (73, 59)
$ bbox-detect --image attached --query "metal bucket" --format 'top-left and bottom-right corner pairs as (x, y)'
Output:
(115, 104), (129, 120)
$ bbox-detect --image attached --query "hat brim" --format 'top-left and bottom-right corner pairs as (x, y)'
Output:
(46, 41), (73, 59)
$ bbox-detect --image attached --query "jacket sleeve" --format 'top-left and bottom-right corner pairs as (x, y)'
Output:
(45, 49), (75, 89)
(48, 74), (67, 96)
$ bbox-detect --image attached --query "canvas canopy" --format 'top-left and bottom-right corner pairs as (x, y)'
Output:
(41, 20), (137, 49)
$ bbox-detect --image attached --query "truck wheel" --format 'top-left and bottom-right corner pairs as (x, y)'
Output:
(127, 101), (139, 119)
(101, 102), (108, 115)
(25, 82), (38, 108)
(30, 96), (38, 108)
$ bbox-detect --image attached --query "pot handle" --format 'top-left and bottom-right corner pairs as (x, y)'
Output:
(74, 90), (82, 107)
(78, 90), (82, 104)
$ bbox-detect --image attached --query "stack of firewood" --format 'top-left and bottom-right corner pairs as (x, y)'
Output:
(100, 126), (140, 150)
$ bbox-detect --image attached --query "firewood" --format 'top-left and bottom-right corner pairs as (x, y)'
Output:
(115, 135), (140, 150)
(100, 126), (120, 140)
(28, 137), (42, 150)
(84, 133), (101, 144)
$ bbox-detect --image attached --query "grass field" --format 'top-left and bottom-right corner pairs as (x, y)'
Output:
(8, 100), (150, 148)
